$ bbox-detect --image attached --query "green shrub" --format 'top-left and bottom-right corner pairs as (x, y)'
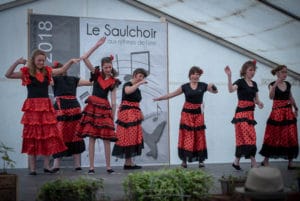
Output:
(37, 176), (107, 201)
(123, 168), (213, 201)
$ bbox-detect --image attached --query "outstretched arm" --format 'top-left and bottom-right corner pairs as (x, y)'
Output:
(81, 37), (106, 72)
(224, 66), (237, 93)
(153, 87), (183, 101)
(125, 79), (147, 95)
(52, 58), (80, 76)
(77, 78), (92, 87)
(5, 57), (26, 79)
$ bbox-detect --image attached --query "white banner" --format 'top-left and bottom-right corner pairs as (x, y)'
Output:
(78, 17), (169, 166)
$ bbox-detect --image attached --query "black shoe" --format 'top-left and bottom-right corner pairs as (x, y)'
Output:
(75, 167), (82, 171)
(288, 165), (297, 170)
(123, 165), (142, 170)
(88, 169), (95, 174)
(107, 169), (115, 174)
(261, 162), (265, 166)
(52, 168), (60, 173)
(181, 163), (187, 168)
(44, 168), (55, 174)
(232, 163), (242, 171)
(29, 171), (37, 175)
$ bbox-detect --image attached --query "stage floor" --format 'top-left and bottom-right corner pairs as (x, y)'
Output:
(9, 161), (299, 201)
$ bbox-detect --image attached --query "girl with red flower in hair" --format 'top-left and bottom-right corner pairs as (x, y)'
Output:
(5, 49), (77, 175)
(77, 37), (120, 174)
(259, 65), (298, 170)
(224, 60), (264, 170)
(154, 66), (218, 168)
(50, 60), (92, 173)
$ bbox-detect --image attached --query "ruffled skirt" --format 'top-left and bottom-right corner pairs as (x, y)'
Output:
(112, 101), (144, 158)
(259, 100), (298, 159)
(178, 102), (207, 162)
(76, 95), (117, 141)
(53, 96), (85, 157)
(21, 98), (67, 155)
(231, 100), (257, 158)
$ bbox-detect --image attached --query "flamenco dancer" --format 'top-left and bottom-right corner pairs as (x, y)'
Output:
(260, 65), (298, 170)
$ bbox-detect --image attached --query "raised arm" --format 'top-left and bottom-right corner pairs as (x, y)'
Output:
(153, 87), (183, 101)
(52, 58), (80, 76)
(5, 57), (26, 79)
(81, 37), (106, 72)
(224, 66), (237, 93)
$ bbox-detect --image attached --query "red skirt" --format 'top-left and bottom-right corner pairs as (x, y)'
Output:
(21, 98), (67, 155)
(231, 100), (257, 158)
(55, 96), (83, 143)
(76, 95), (117, 141)
(178, 102), (207, 162)
(260, 100), (298, 159)
(112, 101), (144, 158)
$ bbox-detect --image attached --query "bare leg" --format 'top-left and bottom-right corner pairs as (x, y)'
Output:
(250, 156), (257, 168)
(52, 157), (61, 169)
(103, 140), (111, 170)
(28, 155), (36, 172)
(262, 157), (269, 166)
(43, 155), (51, 170)
(234, 157), (240, 166)
(89, 137), (96, 170)
(73, 154), (81, 168)
(288, 159), (293, 167)
(125, 157), (132, 166)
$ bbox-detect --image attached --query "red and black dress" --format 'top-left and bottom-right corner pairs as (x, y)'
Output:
(20, 67), (67, 155)
(76, 67), (120, 141)
(231, 78), (258, 159)
(52, 76), (85, 158)
(178, 82), (208, 162)
(259, 81), (298, 159)
(112, 82), (144, 159)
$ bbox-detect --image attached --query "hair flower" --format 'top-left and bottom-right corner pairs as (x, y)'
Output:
(53, 60), (59, 68)
(110, 55), (114, 61)
(252, 60), (257, 65)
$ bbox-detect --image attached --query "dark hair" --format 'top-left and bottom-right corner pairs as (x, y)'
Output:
(271, 65), (287, 75)
(29, 49), (47, 76)
(188, 66), (203, 78)
(133, 68), (148, 77)
(240, 60), (256, 77)
(100, 56), (118, 77)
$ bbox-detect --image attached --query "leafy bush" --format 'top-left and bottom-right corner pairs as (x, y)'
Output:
(37, 176), (107, 201)
(123, 168), (213, 201)
(0, 141), (16, 174)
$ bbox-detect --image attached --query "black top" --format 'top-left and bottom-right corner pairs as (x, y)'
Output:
(122, 82), (141, 102)
(27, 75), (49, 98)
(181, 82), (207, 104)
(52, 76), (79, 96)
(269, 81), (291, 100)
(233, 79), (258, 101)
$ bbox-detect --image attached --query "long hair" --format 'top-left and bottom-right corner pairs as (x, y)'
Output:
(240, 60), (256, 77)
(28, 49), (47, 76)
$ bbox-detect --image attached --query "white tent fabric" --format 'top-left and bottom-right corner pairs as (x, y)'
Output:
(138, 0), (300, 75)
